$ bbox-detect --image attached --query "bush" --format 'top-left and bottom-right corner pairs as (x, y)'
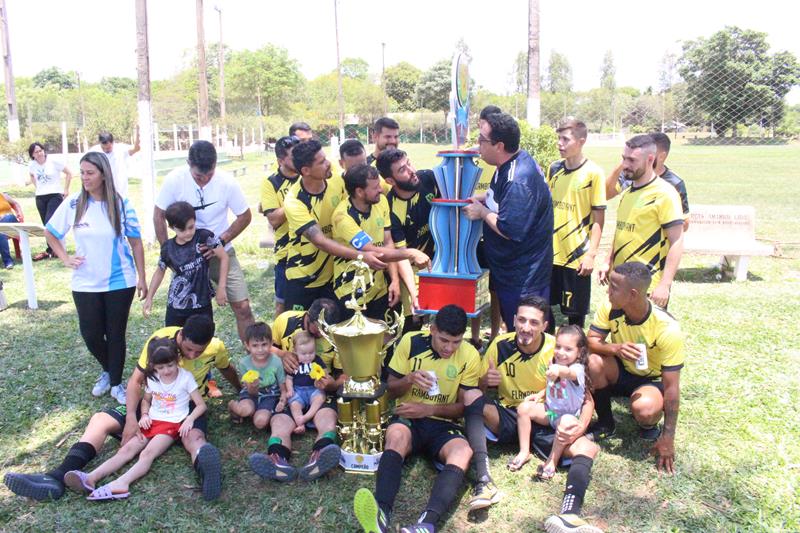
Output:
(518, 121), (559, 170)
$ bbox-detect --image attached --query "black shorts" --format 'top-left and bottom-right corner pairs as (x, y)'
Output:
(103, 402), (208, 439)
(550, 264), (591, 317)
(607, 357), (664, 398)
(389, 416), (465, 461)
(284, 279), (336, 312)
(339, 293), (389, 322)
(165, 305), (213, 328)
(489, 400), (520, 444)
(476, 239), (489, 269)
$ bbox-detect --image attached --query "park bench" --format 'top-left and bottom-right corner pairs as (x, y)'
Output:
(0, 222), (46, 309)
(231, 166), (247, 178)
(682, 204), (774, 281)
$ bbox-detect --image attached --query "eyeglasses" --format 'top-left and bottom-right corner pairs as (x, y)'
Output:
(477, 134), (495, 145)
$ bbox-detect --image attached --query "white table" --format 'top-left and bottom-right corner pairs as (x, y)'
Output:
(0, 223), (46, 309)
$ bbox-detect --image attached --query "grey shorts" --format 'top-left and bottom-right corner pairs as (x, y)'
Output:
(209, 246), (250, 303)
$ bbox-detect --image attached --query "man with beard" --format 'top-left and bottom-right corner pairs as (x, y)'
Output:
(376, 149), (438, 331)
(332, 164), (430, 321)
(282, 140), (387, 312)
(261, 135), (302, 316)
(366, 117), (400, 166)
(597, 135), (684, 309)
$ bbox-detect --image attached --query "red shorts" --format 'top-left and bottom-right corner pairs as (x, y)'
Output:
(141, 419), (182, 440)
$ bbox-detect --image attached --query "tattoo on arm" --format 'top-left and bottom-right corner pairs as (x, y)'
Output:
(303, 224), (322, 239)
(662, 397), (679, 438)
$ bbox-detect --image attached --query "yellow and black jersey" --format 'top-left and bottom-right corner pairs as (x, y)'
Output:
(482, 331), (555, 408)
(388, 331), (481, 421)
(136, 327), (230, 399)
(363, 154), (394, 195)
(271, 310), (338, 371)
(474, 158), (495, 196)
(387, 169), (437, 258)
(260, 169), (300, 262)
(331, 196), (391, 303)
(612, 176), (683, 291)
(590, 300), (684, 378)
(547, 159), (607, 269)
(284, 176), (346, 287)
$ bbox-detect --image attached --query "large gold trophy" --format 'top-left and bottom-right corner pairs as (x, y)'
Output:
(319, 256), (402, 473)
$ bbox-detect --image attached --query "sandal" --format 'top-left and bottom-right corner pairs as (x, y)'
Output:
(535, 464), (556, 481)
(63, 470), (94, 494)
(507, 453), (531, 472)
(86, 484), (130, 501)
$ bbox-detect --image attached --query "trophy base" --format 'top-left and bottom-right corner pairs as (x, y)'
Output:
(340, 449), (383, 474)
(417, 270), (490, 317)
(338, 381), (387, 401)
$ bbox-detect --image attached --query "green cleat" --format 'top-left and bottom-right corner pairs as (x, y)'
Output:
(544, 513), (603, 533)
(468, 477), (502, 511)
(353, 487), (388, 533)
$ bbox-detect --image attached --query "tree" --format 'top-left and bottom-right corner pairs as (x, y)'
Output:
(678, 26), (800, 136)
(226, 44), (303, 116)
(385, 62), (421, 111)
(32, 67), (76, 90)
(100, 77), (137, 94)
(416, 59), (451, 118)
(600, 51), (615, 92)
(341, 58), (369, 80)
(545, 51), (572, 94)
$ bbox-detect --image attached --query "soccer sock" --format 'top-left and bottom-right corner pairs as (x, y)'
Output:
(567, 314), (585, 328)
(46, 441), (97, 484)
(463, 395), (490, 481)
(267, 437), (292, 461)
(546, 309), (557, 334)
(593, 387), (614, 427)
(374, 449), (404, 518)
(419, 464), (465, 527)
(312, 431), (337, 452)
(560, 455), (593, 515)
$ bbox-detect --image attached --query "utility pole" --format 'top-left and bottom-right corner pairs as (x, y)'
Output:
(381, 42), (387, 115)
(135, 0), (156, 243)
(526, 0), (541, 127)
(77, 72), (87, 149)
(196, 0), (211, 141)
(214, 4), (226, 148)
(333, 0), (345, 141)
(0, 0), (19, 142)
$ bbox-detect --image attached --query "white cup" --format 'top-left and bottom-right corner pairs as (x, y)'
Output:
(635, 343), (648, 371)
(426, 370), (440, 395)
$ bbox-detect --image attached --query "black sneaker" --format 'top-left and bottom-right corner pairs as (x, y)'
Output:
(586, 422), (616, 442)
(639, 424), (662, 441)
(195, 443), (222, 500)
(3, 472), (64, 501)
(298, 443), (341, 481)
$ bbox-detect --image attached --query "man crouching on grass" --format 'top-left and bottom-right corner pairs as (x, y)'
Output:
(353, 304), (483, 533)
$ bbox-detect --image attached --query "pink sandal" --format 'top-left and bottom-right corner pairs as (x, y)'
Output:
(86, 484), (130, 501)
(64, 470), (94, 494)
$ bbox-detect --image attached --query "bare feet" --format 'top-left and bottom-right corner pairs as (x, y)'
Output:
(507, 451), (532, 472)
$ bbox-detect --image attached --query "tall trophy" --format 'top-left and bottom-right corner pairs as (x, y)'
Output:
(319, 257), (402, 473)
(417, 52), (490, 317)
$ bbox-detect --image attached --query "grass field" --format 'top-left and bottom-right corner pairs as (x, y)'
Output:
(0, 143), (798, 532)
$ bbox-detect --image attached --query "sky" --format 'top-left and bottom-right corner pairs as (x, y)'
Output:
(5, 0), (799, 103)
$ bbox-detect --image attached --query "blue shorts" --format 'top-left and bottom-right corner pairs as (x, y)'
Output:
(238, 389), (280, 412)
(289, 386), (323, 409)
(274, 260), (287, 304)
(494, 284), (550, 332)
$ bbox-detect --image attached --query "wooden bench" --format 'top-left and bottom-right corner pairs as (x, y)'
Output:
(0, 222), (46, 309)
(682, 204), (773, 281)
(231, 166), (247, 178)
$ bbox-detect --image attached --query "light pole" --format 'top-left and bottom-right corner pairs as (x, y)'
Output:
(214, 4), (226, 148)
(0, 0), (19, 142)
(382, 42), (387, 115)
(196, 0), (211, 141)
(333, 0), (345, 141)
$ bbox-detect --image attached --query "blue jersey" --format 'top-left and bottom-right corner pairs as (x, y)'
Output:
(483, 150), (553, 294)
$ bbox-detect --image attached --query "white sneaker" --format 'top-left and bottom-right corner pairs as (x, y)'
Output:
(92, 372), (111, 397)
(110, 384), (127, 405)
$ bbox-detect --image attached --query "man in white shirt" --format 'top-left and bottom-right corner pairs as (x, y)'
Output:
(154, 140), (255, 344)
(91, 131), (141, 199)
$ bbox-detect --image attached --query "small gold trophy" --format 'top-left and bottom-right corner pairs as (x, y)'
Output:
(318, 256), (403, 473)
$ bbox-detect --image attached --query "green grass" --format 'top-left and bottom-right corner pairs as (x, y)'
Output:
(1, 144), (799, 532)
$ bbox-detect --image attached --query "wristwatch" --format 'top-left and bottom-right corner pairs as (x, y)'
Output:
(218, 237), (227, 248)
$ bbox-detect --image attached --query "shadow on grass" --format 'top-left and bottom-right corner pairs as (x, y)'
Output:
(6, 299), (69, 311)
(675, 266), (763, 284)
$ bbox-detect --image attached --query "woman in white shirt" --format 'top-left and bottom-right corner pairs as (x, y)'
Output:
(27, 142), (72, 260)
(45, 151), (147, 404)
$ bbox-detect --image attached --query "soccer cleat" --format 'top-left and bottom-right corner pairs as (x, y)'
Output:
(353, 488), (388, 533)
(639, 424), (662, 441)
(92, 371), (111, 397)
(586, 422), (615, 442)
(298, 443), (341, 481)
(399, 523), (435, 533)
(195, 443), (222, 500)
(544, 513), (603, 533)
(3, 472), (64, 501)
(207, 379), (223, 398)
(249, 452), (297, 482)
(468, 477), (502, 511)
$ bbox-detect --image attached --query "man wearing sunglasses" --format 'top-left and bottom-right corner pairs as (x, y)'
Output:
(91, 130), (141, 199)
(462, 113), (553, 333)
(154, 140), (255, 344)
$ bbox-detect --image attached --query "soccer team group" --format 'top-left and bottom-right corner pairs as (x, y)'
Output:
(4, 109), (690, 533)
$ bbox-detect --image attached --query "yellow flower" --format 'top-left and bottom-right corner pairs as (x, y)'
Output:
(241, 370), (260, 384)
(309, 363), (325, 381)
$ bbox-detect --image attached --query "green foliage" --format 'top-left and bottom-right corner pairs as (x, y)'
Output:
(100, 77), (137, 94)
(227, 44), (303, 116)
(518, 121), (559, 170)
(385, 62), (422, 111)
(600, 51), (616, 92)
(545, 51), (572, 94)
(512, 51), (527, 94)
(341, 58), (370, 80)
(678, 26), (800, 136)
(32, 67), (76, 90)
(416, 59), (451, 116)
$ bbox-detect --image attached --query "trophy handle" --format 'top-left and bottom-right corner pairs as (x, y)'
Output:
(317, 309), (337, 350)
(382, 310), (405, 352)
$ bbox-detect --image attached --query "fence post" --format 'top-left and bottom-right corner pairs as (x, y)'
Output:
(173, 124), (179, 151)
(61, 122), (68, 156)
(216, 124), (220, 147)
(259, 125), (264, 147)
(153, 122), (159, 152)
(189, 124), (194, 145)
